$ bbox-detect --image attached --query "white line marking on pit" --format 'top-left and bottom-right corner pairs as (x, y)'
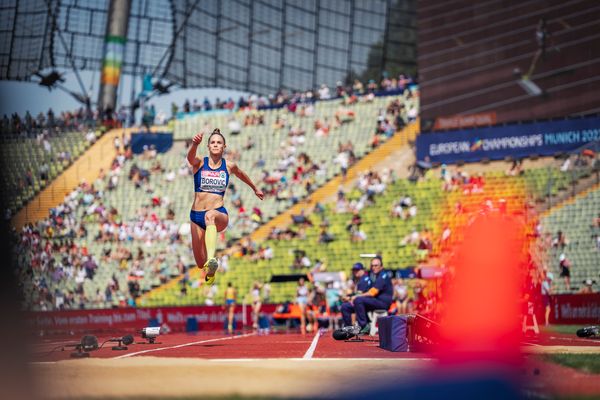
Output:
(210, 358), (434, 362)
(302, 330), (321, 359)
(31, 358), (433, 364)
(113, 333), (256, 359)
(549, 336), (600, 343)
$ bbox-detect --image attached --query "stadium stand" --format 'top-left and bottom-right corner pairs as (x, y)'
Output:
(1, 129), (99, 216)
(1, 107), (107, 217)
(171, 91), (417, 239)
(541, 186), (600, 293)
(141, 163), (582, 307)
(13, 90), (418, 311)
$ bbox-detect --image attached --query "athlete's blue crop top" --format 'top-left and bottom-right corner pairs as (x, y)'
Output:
(194, 157), (229, 196)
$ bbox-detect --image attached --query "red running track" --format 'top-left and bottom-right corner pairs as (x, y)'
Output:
(31, 330), (427, 362)
(30, 329), (600, 363)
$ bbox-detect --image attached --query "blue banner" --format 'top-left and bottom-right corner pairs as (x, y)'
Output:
(131, 132), (173, 154)
(416, 116), (600, 164)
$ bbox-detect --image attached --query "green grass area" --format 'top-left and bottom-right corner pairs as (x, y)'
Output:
(542, 325), (585, 335)
(554, 397), (600, 400)
(543, 354), (600, 374)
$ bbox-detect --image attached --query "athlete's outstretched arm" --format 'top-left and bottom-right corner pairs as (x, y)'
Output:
(187, 133), (203, 169)
(229, 161), (264, 200)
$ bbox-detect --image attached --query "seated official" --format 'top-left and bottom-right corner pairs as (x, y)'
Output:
(341, 256), (393, 335)
(340, 262), (372, 303)
(352, 262), (372, 294)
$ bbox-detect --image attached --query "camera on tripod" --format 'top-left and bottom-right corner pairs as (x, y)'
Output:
(140, 327), (161, 344)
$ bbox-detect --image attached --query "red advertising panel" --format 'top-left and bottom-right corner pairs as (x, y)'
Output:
(26, 304), (278, 334)
(550, 293), (600, 324)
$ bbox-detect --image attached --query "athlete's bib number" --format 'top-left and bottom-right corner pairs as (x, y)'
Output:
(200, 170), (227, 192)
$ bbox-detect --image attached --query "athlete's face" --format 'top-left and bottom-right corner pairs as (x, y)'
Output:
(208, 134), (225, 156)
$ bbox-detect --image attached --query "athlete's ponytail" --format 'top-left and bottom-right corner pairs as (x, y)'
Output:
(208, 128), (226, 145)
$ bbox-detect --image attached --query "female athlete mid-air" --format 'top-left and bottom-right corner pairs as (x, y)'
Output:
(187, 128), (264, 285)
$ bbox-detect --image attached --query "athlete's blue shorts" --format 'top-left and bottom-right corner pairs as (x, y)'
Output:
(225, 299), (235, 306)
(190, 206), (228, 230)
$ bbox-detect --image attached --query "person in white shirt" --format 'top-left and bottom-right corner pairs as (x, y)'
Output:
(251, 282), (262, 329)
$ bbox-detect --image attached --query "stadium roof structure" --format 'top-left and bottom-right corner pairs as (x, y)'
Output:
(0, 0), (416, 95)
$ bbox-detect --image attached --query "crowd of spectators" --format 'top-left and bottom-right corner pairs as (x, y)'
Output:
(1, 106), (104, 138)
(11, 135), (196, 311)
(1, 105), (112, 220)
(266, 155), (600, 331)
(169, 75), (416, 121)
(186, 90), (410, 240)
(273, 260), (437, 333)
(8, 73), (421, 311)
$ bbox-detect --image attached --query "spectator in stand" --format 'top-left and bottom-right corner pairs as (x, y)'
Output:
(289, 249), (309, 270)
(578, 279), (596, 294)
(228, 117), (241, 136)
(416, 229), (433, 261)
(352, 79), (364, 95)
(593, 213), (600, 228)
(291, 209), (313, 227)
(440, 225), (452, 250)
(333, 148), (350, 180)
(171, 102), (179, 119)
(506, 158), (524, 176)
(318, 223), (335, 244)
(552, 230), (568, 248)
(318, 84), (331, 100)
(307, 259), (327, 281)
(340, 256), (393, 335)
(558, 253), (572, 291)
(348, 223), (366, 242)
(346, 211), (362, 232)
(203, 97), (212, 111)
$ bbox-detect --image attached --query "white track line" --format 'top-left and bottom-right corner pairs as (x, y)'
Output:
(522, 342), (543, 347)
(302, 330), (321, 359)
(33, 340), (81, 346)
(114, 333), (256, 359)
